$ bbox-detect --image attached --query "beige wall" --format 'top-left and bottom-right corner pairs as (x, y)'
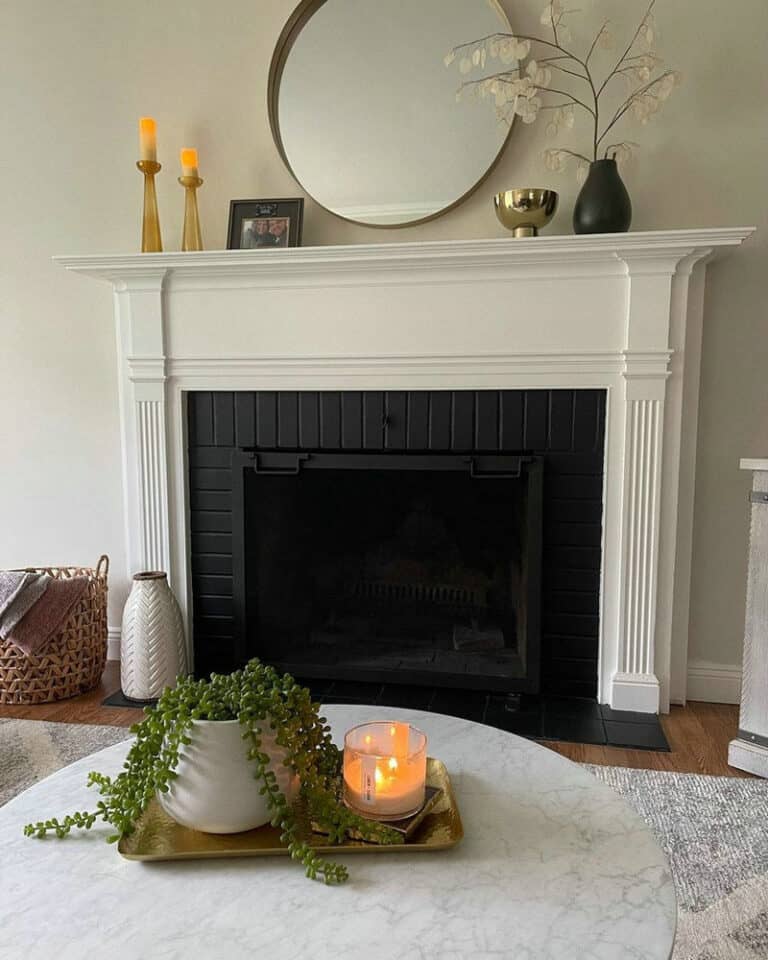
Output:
(1, 0), (766, 687)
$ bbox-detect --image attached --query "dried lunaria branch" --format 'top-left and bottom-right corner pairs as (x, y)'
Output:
(446, 0), (681, 178)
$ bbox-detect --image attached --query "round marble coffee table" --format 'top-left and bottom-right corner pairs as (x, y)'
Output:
(0, 705), (675, 959)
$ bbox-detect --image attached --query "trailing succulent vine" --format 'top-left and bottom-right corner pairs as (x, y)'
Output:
(24, 659), (402, 883)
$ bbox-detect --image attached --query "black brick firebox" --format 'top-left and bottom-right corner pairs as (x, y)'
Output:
(187, 389), (606, 700)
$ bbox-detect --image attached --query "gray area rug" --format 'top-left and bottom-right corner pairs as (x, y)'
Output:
(588, 766), (768, 960)
(0, 717), (129, 806)
(1, 719), (766, 959)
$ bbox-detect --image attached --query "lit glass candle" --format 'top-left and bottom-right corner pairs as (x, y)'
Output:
(138, 117), (157, 162)
(343, 721), (427, 820)
(180, 147), (199, 178)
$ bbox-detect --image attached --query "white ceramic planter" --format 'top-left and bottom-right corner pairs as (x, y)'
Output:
(121, 571), (187, 700)
(157, 718), (300, 833)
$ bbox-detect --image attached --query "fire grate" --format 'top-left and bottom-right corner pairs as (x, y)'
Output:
(351, 580), (487, 609)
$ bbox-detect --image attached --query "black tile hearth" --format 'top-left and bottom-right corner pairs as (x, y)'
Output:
(599, 705), (660, 724)
(292, 679), (668, 751)
(321, 692), (367, 704)
(543, 696), (602, 720)
(484, 695), (543, 738)
(327, 681), (383, 701)
(430, 689), (489, 723)
(603, 720), (670, 751)
(541, 713), (607, 746)
(377, 684), (435, 710)
(303, 680), (334, 701)
(102, 689), (156, 709)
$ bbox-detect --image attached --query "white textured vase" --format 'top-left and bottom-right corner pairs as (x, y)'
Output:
(158, 718), (300, 833)
(120, 571), (187, 701)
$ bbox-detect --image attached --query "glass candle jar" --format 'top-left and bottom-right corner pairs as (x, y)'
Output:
(343, 721), (427, 820)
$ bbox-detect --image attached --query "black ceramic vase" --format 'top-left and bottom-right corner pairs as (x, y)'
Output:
(572, 158), (632, 234)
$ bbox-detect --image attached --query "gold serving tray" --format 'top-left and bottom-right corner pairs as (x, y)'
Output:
(118, 757), (462, 862)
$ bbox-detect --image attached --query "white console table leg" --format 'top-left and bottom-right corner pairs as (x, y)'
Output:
(729, 460), (768, 777)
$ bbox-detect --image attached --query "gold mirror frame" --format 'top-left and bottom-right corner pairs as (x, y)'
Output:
(267, 0), (515, 229)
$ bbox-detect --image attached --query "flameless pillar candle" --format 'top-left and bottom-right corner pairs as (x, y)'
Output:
(180, 148), (199, 178)
(139, 117), (157, 162)
(343, 721), (427, 820)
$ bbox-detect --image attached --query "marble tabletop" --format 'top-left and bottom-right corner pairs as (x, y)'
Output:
(0, 705), (675, 960)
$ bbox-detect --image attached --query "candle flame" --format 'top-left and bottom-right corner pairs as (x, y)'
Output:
(388, 756), (398, 771)
(374, 767), (383, 785)
(364, 734), (372, 746)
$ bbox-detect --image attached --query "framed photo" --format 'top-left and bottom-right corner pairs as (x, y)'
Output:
(227, 198), (304, 250)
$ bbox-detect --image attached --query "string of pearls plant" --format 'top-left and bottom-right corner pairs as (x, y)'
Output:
(445, 0), (681, 179)
(24, 659), (402, 883)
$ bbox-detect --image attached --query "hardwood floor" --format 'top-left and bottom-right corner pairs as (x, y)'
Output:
(0, 662), (753, 778)
(0, 662), (141, 728)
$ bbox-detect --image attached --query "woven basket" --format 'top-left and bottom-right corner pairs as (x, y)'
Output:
(0, 555), (109, 705)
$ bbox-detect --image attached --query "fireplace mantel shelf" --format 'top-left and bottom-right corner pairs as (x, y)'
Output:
(61, 226), (754, 713)
(56, 227), (753, 285)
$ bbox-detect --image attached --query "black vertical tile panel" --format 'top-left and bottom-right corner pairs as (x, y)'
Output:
(363, 392), (384, 449)
(320, 392), (341, 448)
(190, 490), (232, 512)
(452, 392), (474, 450)
(548, 391), (574, 451)
(187, 393), (195, 443)
(299, 392), (320, 448)
(191, 511), (233, 534)
(342, 392), (363, 449)
(596, 392), (606, 450)
(189, 468), (232, 491)
(213, 393), (235, 447)
(256, 393), (277, 448)
(524, 392), (548, 449)
(475, 391), (500, 450)
(191, 393), (214, 445)
(385, 392), (407, 449)
(407, 392), (429, 450)
(234, 393), (256, 447)
(278, 392), (298, 448)
(572, 391), (599, 451)
(429, 392), (451, 450)
(500, 392), (524, 450)
(188, 387), (606, 698)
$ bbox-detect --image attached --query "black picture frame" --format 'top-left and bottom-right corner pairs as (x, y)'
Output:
(227, 198), (304, 250)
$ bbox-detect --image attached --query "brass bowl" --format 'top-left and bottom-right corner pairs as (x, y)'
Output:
(494, 189), (559, 238)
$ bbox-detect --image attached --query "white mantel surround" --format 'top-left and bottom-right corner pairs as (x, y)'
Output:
(57, 227), (754, 713)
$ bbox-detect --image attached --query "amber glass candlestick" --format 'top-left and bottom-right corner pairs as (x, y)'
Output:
(136, 160), (163, 253)
(178, 175), (203, 251)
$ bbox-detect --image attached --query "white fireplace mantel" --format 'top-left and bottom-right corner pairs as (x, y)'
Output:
(57, 227), (754, 712)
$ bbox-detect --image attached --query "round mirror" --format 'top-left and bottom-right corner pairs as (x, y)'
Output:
(269, 0), (514, 227)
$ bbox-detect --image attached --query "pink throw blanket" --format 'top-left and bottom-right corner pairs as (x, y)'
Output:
(7, 577), (89, 656)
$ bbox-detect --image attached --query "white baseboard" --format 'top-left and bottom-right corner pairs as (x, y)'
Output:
(611, 672), (661, 713)
(728, 738), (768, 778)
(686, 659), (742, 704)
(107, 628), (121, 662)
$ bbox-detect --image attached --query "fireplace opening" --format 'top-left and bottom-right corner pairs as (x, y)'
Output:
(188, 388), (606, 700)
(236, 453), (542, 693)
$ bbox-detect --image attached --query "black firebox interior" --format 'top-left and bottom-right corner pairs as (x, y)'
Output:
(235, 452), (542, 693)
